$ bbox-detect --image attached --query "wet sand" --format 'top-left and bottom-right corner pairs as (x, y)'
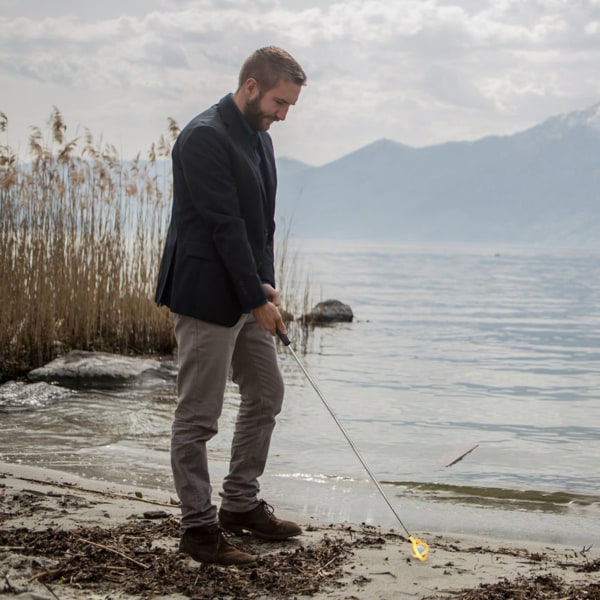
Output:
(1, 462), (598, 599)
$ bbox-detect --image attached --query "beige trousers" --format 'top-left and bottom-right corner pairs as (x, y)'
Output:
(171, 312), (284, 531)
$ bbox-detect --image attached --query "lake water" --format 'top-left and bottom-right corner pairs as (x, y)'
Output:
(1, 241), (599, 546)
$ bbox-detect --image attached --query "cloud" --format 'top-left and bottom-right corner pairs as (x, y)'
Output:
(1, 0), (600, 164)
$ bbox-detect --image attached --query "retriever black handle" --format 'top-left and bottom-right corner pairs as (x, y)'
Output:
(276, 328), (291, 346)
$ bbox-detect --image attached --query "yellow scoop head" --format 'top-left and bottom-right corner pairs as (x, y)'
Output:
(409, 535), (429, 561)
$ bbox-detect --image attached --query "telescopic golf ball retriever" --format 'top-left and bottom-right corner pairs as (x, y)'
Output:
(276, 329), (429, 562)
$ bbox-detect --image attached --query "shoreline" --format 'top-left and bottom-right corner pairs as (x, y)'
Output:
(1, 462), (599, 599)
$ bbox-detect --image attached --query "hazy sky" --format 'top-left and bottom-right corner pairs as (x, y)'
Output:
(2, 0), (600, 165)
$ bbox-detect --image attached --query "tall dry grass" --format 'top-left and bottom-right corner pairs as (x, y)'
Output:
(0, 109), (311, 381)
(274, 218), (314, 350)
(0, 108), (176, 379)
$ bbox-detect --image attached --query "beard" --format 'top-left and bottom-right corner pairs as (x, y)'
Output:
(244, 95), (276, 131)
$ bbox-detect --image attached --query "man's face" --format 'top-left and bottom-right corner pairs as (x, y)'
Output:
(244, 78), (302, 131)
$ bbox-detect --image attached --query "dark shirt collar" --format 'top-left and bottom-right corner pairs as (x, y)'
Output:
(227, 93), (261, 166)
(228, 93), (258, 142)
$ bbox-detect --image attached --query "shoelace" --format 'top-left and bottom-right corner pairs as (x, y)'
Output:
(258, 500), (275, 516)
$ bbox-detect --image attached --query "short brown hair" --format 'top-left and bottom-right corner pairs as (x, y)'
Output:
(238, 46), (307, 91)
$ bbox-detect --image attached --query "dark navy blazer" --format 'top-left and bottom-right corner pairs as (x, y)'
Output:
(155, 94), (277, 326)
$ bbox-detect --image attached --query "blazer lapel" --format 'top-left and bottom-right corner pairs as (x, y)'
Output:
(256, 135), (275, 211)
(218, 94), (275, 214)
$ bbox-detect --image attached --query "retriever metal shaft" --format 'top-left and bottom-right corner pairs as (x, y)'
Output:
(277, 329), (411, 537)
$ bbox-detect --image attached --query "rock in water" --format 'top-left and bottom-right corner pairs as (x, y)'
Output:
(300, 299), (354, 325)
(28, 350), (177, 385)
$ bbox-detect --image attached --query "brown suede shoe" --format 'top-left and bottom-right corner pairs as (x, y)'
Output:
(179, 524), (257, 565)
(218, 500), (302, 540)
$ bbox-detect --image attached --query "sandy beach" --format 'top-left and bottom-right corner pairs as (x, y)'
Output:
(1, 462), (598, 599)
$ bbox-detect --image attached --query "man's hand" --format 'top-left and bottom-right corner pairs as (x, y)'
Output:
(261, 283), (281, 308)
(252, 284), (286, 335)
(252, 301), (286, 335)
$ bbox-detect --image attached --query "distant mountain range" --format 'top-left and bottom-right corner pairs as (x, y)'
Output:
(275, 103), (600, 245)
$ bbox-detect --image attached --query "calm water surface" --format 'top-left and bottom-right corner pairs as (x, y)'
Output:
(2, 242), (599, 544)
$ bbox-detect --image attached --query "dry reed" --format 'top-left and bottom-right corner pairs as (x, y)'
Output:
(0, 109), (311, 381)
(0, 108), (176, 379)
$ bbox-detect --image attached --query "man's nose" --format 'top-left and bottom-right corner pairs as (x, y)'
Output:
(276, 106), (290, 121)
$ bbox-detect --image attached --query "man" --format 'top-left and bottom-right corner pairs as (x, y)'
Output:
(155, 47), (307, 566)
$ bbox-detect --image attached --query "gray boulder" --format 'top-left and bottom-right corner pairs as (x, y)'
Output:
(28, 350), (177, 386)
(300, 299), (354, 325)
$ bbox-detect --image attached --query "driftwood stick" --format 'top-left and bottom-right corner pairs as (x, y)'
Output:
(30, 567), (75, 581)
(41, 581), (61, 600)
(5, 473), (174, 507)
(77, 538), (150, 570)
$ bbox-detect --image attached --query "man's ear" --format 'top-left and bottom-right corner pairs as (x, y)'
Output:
(244, 77), (260, 99)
